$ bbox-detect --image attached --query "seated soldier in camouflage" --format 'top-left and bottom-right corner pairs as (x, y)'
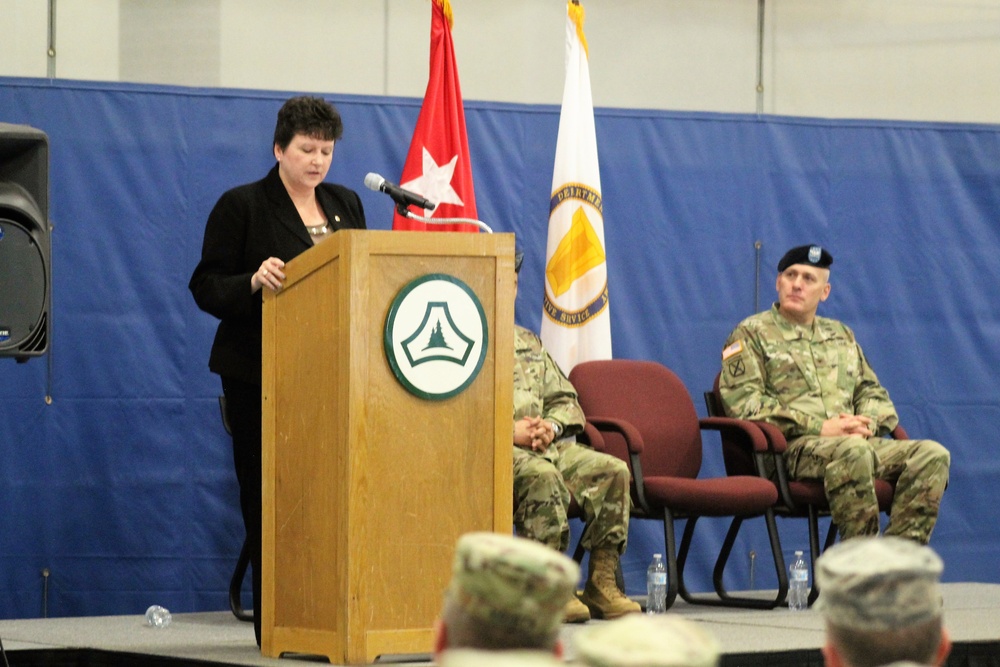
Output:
(815, 536), (952, 667)
(719, 244), (950, 544)
(512, 251), (640, 622)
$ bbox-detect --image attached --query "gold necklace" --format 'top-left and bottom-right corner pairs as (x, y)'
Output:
(306, 223), (328, 236)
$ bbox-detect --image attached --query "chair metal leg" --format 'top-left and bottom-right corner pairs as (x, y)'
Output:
(805, 507), (839, 606)
(229, 536), (254, 622)
(571, 518), (591, 563)
(678, 511), (785, 609)
(675, 516), (701, 603)
(572, 537), (586, 562)
(660, 509), (680, 611)
(762, 509), (789, 607)
(823, 523), (838, 551)
(806, 505), (823, 606)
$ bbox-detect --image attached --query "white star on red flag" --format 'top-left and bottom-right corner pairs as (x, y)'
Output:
(400, 148), (465, 216)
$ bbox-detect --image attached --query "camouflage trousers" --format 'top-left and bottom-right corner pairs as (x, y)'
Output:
(512, 438), (631, 554)
(785, 435), (950, 543)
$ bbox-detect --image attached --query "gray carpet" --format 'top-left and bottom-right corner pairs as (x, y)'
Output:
(1, 583), (997, 665)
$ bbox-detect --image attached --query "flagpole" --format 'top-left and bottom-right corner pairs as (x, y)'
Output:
(540, 0), (611, 373)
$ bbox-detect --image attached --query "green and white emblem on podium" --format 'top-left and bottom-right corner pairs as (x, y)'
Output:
(384, 273), (488, 400)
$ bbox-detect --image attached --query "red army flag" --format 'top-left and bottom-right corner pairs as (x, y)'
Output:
(392, 0), (478, 232)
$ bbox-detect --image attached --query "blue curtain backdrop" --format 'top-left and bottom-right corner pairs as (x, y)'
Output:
(0, 77), (997, 619)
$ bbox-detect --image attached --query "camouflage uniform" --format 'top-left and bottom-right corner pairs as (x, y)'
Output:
(440, 650), (563, 667)
(814, 537), (947, 667)
(443, 532), (579, 646)
(815, 536), (944, 632)
(574, 613), (721, 667)
(512, 325), (631, 554)
(719, 304), (950, 543)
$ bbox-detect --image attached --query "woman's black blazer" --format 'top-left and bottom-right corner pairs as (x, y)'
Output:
(189, 165), (367, 384)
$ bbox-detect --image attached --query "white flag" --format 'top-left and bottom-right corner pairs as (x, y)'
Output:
(540, 0), (611, 374)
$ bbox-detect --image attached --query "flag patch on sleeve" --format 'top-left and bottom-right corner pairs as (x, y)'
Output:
(722, 340), (743, 360)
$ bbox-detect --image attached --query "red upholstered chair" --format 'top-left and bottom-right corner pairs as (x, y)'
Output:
(706, 373), (898, 605)
(568, 359), (787, 610)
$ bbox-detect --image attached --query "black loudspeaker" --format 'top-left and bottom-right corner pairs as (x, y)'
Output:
(0, 123), (50, 361)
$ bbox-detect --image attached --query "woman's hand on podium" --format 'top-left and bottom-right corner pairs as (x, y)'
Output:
(252, 257), (286, 293)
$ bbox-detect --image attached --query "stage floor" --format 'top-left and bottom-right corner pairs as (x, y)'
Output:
(1, 583), (998, 666)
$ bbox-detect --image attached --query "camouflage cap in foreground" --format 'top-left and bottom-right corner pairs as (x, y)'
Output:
(439, 649), (564, 667)
(815, 536), (944, 631)
(574, 614), (721, 667)
(446, 532), (579, 638)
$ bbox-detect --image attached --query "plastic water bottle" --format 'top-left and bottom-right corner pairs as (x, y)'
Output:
(145, 605), (172, 628)
(646, 553), (667, 614)
(788, 550), (808, 611)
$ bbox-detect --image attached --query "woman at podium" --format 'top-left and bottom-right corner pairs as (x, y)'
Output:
(189, 95), (367, 646)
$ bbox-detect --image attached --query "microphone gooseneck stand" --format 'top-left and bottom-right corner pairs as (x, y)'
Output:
(396, 204), (493, 233)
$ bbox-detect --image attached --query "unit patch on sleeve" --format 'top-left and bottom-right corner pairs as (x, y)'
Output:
(722, 340), (746, 377)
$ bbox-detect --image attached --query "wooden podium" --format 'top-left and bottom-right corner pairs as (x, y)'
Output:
(260, 230), (514, 663)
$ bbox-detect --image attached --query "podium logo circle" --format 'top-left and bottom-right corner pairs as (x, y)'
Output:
(384, 273), (488, 400)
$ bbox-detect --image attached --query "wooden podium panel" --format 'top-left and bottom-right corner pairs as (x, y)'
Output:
(261, 230), (514, 663)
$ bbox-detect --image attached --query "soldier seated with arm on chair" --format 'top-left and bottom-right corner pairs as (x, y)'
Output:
(719, 244), (950, 544)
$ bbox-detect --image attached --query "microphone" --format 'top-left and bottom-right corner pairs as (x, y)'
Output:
(364, 173), (436, 211)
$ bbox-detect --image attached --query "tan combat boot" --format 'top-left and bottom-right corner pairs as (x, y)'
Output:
(563, 594), (591, 623)
(579, 548), (642, 619)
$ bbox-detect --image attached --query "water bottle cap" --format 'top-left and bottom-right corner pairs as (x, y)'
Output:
(794, 550), (803, 556)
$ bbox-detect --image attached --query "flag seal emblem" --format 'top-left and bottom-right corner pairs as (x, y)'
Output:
(384, 273), (488, 400)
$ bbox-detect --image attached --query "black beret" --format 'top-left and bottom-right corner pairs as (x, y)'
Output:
(777, 245), (833, 272)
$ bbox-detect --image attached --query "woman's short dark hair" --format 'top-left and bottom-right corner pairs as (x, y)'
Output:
(273, 96), (344, 150)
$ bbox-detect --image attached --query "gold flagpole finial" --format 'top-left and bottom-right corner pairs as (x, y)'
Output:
(568, 0), (589, 59)
(440, 0), (454, 29)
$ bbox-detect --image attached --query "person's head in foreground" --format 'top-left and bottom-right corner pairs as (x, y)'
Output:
(816, 536), (951, 667)
(573, 613), (721, 667)
(434, 531), (580, 658)
(438, 649), (564, 667)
